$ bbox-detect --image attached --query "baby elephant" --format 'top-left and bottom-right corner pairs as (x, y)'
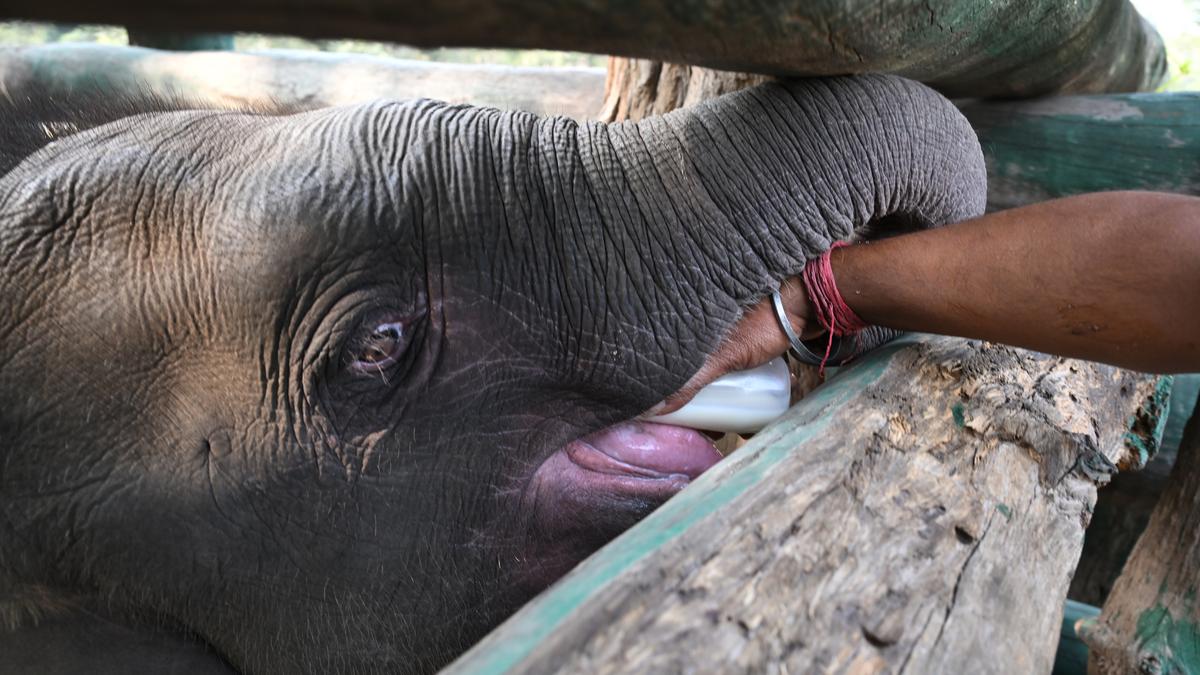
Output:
(0, 74), (984, 673)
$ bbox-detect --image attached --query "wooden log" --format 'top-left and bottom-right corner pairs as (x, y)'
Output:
(1, 0), (1165, 98)
(961, 94), (1200, 212)
(1069, 375), (1200, 607)
(445, 335), (1161, 674)
(0, 44), (605, 119)
(1081, 398), (1200, 674)
(1069, 445), (1178, 609)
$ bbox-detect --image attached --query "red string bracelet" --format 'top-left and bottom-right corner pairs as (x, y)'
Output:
(801, 241), (869, 375)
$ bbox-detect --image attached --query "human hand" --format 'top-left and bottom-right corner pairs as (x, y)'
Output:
(658, 276), (819, 413)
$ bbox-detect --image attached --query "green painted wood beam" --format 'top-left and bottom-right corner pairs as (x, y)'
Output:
(0, 0), (1165, 98)
(1165, 375), (1200, 460)
(1053, 600), (1101, 675)
(962, 93), (1200, 211)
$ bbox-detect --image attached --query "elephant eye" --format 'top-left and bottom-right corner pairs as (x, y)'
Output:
(350, 321), (406, 373)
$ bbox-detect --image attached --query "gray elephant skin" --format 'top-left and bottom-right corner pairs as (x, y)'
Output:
(0, 75), (985, 674)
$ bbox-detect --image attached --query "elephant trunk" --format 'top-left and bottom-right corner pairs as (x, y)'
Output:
(560, 74), (985, 398)
(595, 74), (984, 301)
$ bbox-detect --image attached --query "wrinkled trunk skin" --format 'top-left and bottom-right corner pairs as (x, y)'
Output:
(437, 73), (985, 424)
(571, 74), (986, 398)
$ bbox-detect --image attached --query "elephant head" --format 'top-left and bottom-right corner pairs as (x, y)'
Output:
(0, 74), (984, 673)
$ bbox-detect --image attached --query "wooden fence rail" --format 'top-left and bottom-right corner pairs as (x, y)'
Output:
(446, 336), (1162, 674)
(0, 0), (1165, 98)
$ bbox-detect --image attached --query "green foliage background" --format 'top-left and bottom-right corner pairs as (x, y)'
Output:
(1164, 26), (1200, 91)
(1145, 0), (1200, 90)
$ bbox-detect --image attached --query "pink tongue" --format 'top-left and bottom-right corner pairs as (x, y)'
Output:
(578, 422), (722, 479)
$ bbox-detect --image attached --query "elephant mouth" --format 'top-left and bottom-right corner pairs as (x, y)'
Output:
(527, 420), (723, 522)
(563, 421), (722, 485)
(516, 304), (792, 586)
(513, 419), (723, 591)
(510, 323), (808, 592)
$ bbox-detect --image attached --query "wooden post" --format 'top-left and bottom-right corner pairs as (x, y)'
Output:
(1081, 400), (1200, 674)
(1, 0), (1165, 98)
(446, 336), (1162, 674)
(599, 60), (770, 123)
(1069, 376), (1200, 607)
(0, 44), (605, 120)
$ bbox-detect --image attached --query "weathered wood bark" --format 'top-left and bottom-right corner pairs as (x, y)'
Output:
(599, 59), (770, 123)
(1069, 376), (1200, 607)
(961, 94), (1200, 212)
(1082, 400), (1200, 675)
(0, 44), (605, 120)
(446, 335), (1159, 674)
(965, 91), (1200, 608)
(1, 0), (1165, 98)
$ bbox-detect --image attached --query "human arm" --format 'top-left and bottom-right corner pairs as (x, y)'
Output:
(688, 190), (1199, 398)
(831, 191), (1200, 373)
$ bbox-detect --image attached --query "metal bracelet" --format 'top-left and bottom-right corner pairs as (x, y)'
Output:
(771, 288), (826, 365)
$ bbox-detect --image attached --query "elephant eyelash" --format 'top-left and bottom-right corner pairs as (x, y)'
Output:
(347, 321), (407, 377)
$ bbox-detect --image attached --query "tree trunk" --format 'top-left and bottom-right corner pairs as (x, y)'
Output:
(599, 59), (769, 123)
(1, 0), (1165, 98)
(1068, 446), (1180, 608)
(1082, 400), (1200, 675)
(0, 44), (605, 120)
(446, 336), (1162, 674)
